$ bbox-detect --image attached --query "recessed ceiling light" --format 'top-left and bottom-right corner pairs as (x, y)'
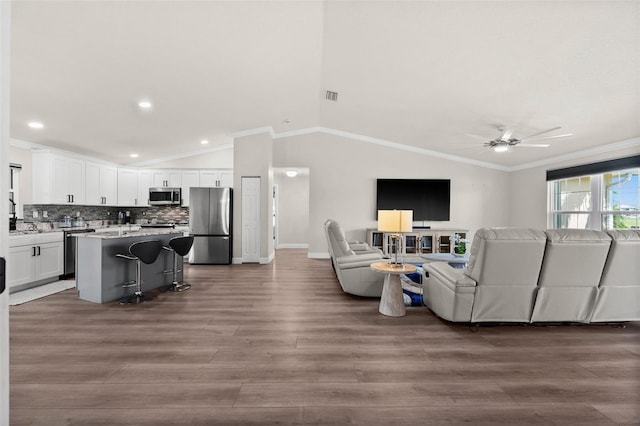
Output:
(28, 121), (44, 129)
(200, 139), (209, 145)
(285, 170), (298, 177)
(129, 153), (139, 158)
(138, 100), (152, 109)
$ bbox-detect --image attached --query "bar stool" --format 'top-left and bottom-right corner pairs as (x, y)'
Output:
(162, 235), (195, 292)
(116, 240), (163, 304)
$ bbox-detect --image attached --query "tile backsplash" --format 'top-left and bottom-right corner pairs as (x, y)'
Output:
(22, 204), (189, 226)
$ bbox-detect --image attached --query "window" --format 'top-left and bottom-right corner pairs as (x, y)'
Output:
(550, 176), (592, 229)
(549, 167), (639, 230)
(602, 169), (639, 229)
(10, 164), (21, 219)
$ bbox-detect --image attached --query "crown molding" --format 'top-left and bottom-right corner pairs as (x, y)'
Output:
(237, 126), (510, 171)
(231, 126), (275, 139)
(315, 127), (512, 171)
(130, 143), (234, 167)
(509, 137), (640, 172)
(235, 126), (640, 173)
(10, 138), (119, 166)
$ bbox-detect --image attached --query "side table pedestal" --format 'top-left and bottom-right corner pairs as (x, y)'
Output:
(370, 262), (417, 317)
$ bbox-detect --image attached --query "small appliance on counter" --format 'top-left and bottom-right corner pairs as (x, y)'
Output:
(59, 215), (72, 228)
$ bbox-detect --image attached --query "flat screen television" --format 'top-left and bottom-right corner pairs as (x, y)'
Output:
(376, 179), (450, 221)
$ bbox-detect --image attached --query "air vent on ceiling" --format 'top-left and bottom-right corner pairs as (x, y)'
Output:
(325, 90), (338, 102)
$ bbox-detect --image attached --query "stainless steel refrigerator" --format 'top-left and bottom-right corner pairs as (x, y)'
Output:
(189, 187), (232, 264)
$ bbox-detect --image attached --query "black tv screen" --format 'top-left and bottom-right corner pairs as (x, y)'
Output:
(376, 179), (450, 221)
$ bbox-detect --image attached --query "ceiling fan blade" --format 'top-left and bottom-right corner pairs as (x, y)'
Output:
(521, 133), (572, 142)
(520, 126), (562, 140)
(499, 127), (513, 141)
(517, 143), (551, 148)
(464, 133), (492, 141)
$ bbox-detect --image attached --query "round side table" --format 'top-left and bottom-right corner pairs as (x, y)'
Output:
(370, 261), (417, 317)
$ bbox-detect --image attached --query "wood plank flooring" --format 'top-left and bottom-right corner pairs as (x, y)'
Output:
(9, 249), (640, 425)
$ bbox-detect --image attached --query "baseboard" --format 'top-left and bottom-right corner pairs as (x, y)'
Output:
(277, 243), (309, 249)
(308, 252), (330, 259)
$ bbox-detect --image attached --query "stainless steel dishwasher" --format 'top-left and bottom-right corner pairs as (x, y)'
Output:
(62, 228), (95, 279)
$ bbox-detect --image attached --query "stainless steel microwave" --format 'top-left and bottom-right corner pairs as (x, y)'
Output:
(149, 187), (182, 206)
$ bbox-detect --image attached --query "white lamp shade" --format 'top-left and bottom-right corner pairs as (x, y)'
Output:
(377, 210), (413, 233)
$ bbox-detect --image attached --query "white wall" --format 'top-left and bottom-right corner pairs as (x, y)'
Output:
(273, 132), (511, 257)
(509, 141), (640, 229)
(274, 168), (309, 247)
(144, 147), (233, 169)
(233, 132), (274, 263)
(1, 0), (11, 421)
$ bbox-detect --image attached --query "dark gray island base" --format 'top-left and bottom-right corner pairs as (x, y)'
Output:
(76, 230), (184, 303)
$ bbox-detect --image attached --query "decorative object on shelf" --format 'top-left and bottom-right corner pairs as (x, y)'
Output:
(453, 232), (468, 255)
(377, 210), (413, 265)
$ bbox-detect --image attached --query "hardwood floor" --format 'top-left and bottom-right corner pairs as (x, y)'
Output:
(9, 249), (640, 425)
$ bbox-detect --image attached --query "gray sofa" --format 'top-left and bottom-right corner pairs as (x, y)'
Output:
(324, 219), (386, 297)
(422, 228), (640, 323)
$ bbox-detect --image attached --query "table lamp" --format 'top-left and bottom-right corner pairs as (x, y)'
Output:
(377, 210), (413, 265)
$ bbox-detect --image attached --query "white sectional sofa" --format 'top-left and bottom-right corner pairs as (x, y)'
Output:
(422, 228), (640, 324)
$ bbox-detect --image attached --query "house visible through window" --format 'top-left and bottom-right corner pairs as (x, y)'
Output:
(602, 170), (639, 229)
(548, 166), (639, 230)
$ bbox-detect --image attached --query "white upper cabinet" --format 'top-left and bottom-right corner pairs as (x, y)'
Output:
(117, 168), (139, 206)
(180, 170), (200, 207)
(151, 169), (181, 188)
(117, 168), (152, 207)
(137, 169), (152, 207)
(85, 162), (117, 206)
(199, 169), (233, 188)
(33, 152), (86, 205)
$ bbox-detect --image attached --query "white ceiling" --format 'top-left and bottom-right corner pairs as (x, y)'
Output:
(10, 1), (640, 168)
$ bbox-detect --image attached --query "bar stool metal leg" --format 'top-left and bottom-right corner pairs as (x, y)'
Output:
(116, 240), (162, 304)
(162, 236), (194, 292)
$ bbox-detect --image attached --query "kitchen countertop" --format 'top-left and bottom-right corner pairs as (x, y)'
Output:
(75, 229), (184, 239)
(10, 224), (188, 236)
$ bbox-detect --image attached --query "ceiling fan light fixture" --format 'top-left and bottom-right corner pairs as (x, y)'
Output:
(138, 100), (152, 109)
(494, 145), (509, 153)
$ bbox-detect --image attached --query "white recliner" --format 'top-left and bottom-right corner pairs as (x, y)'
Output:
(324, 219), (386, 297)
(530, 229), (611, 323)
(590, 230), (640, 322)
(423, 228), (547, 322)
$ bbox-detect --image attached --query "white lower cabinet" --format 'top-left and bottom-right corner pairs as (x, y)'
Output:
(8, 232), (64, 290)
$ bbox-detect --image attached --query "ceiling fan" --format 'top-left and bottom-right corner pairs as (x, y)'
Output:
(483, 126), (572, 153)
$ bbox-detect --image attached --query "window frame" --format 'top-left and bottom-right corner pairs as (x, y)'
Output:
(548, 168), (639, 230)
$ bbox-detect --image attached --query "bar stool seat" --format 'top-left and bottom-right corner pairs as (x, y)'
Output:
(116, 240), (163, 304)
(162, 235), (195, 292)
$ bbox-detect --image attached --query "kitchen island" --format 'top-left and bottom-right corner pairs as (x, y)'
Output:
(75, 229), (184, 303)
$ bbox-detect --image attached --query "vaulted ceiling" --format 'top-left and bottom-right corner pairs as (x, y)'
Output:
(10, 1), (640, 168)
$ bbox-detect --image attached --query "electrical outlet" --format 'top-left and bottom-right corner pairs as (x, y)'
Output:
(32, 210), (38, 218)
